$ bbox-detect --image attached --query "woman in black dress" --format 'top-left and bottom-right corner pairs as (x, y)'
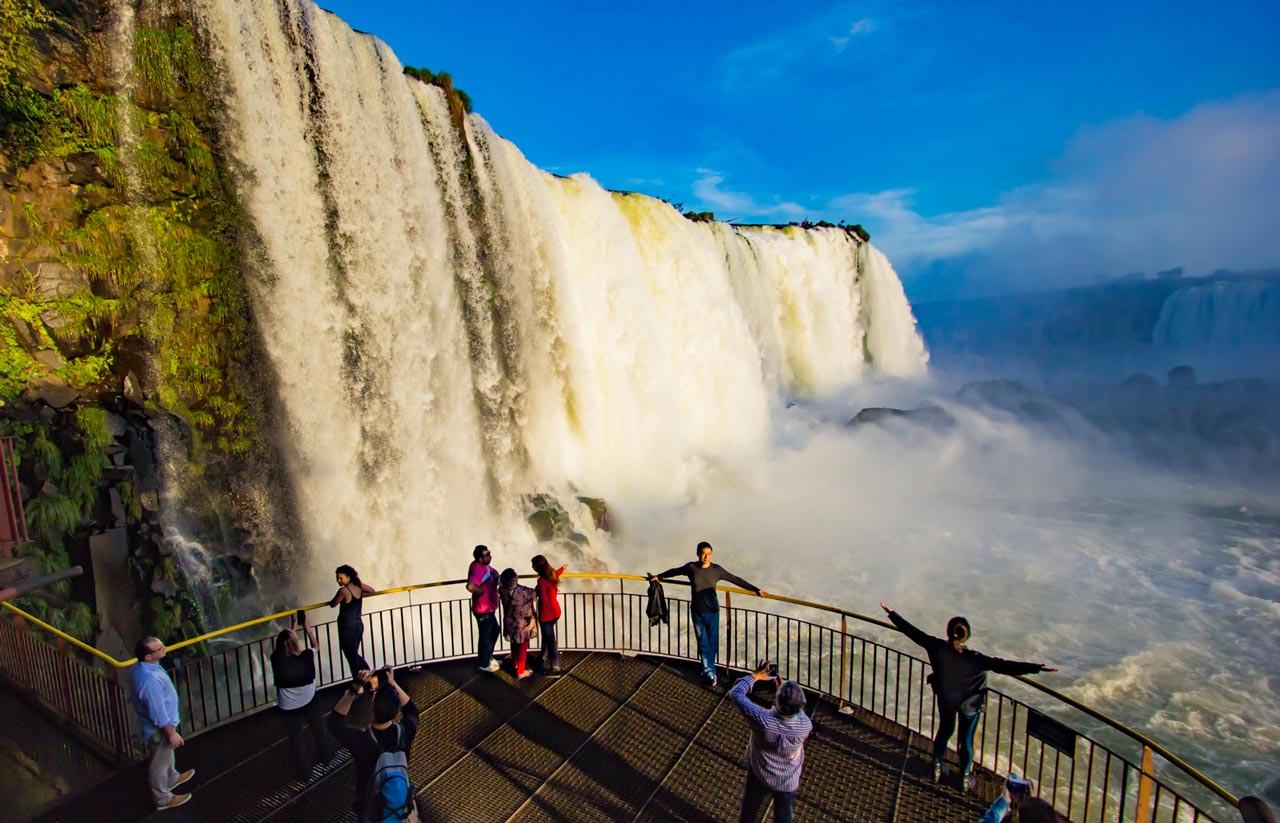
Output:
(328, 564), (375, 676)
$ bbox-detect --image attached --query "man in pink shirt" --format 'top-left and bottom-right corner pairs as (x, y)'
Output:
(465, 545), (501, 672)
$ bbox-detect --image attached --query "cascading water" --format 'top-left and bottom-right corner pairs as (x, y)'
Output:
(1153, 279), (1280, 349)
(192, 0), (927, 589)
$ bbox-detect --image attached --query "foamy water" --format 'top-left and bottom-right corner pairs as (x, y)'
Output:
(613, 391), (1280, 801)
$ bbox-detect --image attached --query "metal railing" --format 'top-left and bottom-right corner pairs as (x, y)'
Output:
(1, 574), (1265, 823)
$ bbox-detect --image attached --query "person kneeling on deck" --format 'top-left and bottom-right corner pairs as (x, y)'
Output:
(879, 602), (1057, 792)
(329, 667), (420, 822)
(730, 660), (813, 823)
(649, 540), (765, 687)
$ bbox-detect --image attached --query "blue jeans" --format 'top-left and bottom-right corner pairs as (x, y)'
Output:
(691, 609), (719, 680)
(540, 619), (560, 670)
(475, 612), (499, 666)
(933, 708), (981, 775)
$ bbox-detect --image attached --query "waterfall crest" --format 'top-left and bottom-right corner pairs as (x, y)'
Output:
(194, 0), (928, 584)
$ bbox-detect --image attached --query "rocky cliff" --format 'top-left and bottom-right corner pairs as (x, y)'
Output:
(1, 0), (298, 646)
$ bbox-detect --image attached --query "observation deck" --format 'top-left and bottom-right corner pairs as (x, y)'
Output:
(3, 575), (1261, 823)
(34, 652), (1004, 823)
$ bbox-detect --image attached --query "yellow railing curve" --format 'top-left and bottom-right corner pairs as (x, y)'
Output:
(1, 572), (1241, 807)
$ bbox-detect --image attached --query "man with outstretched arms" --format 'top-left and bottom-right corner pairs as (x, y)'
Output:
(650, 541), (766, 686)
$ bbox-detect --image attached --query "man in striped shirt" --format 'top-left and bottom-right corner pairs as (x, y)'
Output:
(729, 661), (813, 823)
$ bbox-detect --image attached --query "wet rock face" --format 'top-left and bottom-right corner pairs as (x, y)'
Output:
(523, 492), (614, 573)
(848, 405), (957, 431)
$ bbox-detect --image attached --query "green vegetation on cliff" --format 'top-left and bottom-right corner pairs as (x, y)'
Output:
(403, 65), (472, 125)
(1, 13), (258, 455)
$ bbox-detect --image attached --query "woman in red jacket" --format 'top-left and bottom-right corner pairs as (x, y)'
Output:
(532, 555), (566, 675)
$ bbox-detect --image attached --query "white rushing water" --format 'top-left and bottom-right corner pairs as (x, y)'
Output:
(194, 0), (926, 586)
(189, 0), (1274, 803)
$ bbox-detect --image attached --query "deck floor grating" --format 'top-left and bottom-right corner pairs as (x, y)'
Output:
(34, 653), (1036, 823)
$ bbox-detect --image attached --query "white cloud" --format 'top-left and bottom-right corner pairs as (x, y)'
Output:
(721, 6), (881, 90)
(831, 92), (1280, 298)
(692, 169), (806, 220)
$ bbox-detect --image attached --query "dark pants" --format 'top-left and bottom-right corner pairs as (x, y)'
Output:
(540, 619), (560, 670)
(739, 769), (796, 823)
(691, 609), (719, 681)
(280, 696), (334, 778)
(933, 708), (981, 775)
(475, 612), (499, 666)
(338, 620), (369, 677)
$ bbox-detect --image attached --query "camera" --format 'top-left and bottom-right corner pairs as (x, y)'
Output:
(366, 666), (392, 691)
(1007, 776), (1032, 800)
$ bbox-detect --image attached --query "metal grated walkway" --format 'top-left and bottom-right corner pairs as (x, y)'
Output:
(34, 653), (1036, 823)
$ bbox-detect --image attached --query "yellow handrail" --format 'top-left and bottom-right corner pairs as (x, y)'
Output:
(0, 573), (1241, 807)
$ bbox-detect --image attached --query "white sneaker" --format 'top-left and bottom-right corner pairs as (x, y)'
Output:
(478, 660), (500, 673)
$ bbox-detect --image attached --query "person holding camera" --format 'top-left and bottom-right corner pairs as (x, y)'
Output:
(880, 603), (1057, 791)
(328, 667), (420, 822)
(729, 660), (812, 823)
(980, 776), (1057, 823)
(271, 611), (335, 779)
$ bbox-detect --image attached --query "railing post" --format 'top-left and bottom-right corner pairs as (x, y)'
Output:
(1136, 745), (1155, 823)
(724, 591), (732, 673)
(838, 615), (848, 711)
(619, 578), (626, 654)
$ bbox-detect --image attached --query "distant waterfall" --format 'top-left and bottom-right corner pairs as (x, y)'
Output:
(1153, 279), (1280, 349)
(193, 0), (927, 584)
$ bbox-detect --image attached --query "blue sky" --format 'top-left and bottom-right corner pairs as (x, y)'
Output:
(317, 0), (1280, 300)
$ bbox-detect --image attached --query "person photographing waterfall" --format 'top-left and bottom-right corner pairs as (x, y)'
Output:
(730, 660), (812, 823)
(649, 541), (766, 687)
(979, 776), (1057, 823)
(328, 667), (420, 822)
(879, 603), (1057, 792)
(271, 612), (335, 779)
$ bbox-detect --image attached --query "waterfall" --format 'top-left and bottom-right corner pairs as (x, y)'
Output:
(1152, 279), (1280, 349)
(193, 0), (928, 586)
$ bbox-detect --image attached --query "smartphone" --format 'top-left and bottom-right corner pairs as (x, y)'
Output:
(367, 671), (381, 691)
(295, 608), (307, 625)
(767, 662), (779, 677)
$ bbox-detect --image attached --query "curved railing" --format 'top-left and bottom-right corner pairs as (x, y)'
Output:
(0, 574), (1265, 823)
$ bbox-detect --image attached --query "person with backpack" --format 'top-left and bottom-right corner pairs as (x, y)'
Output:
(328, 667), (420, 822)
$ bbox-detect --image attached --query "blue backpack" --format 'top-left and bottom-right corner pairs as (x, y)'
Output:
(367, 725), (415, 822)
